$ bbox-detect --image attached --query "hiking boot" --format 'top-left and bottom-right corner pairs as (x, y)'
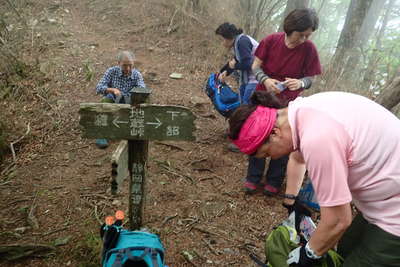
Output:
(227, 143), (240, 153)
(96, 138), (109, 149)
(244, 181), (258, 195)
(263, 184), (280, 196)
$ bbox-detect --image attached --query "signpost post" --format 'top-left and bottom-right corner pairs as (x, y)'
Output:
(79, 87), (195, 230)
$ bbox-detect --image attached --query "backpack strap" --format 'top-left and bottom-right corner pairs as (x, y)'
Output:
(111, 249), (128, 267)
(151, 248), (160, 267)
(111, 247), (161, 267)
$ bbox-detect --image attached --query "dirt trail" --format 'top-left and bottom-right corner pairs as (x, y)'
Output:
(0, 0), (287, 266)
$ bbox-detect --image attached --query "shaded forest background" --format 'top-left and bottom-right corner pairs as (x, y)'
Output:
(1, 0), (400, 159)
(1, 0), (400, 161)
(0, 0), (399, 266)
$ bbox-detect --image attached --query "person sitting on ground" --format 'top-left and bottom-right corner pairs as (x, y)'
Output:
(95, 50), (145, 149)
(215, 23), (259, 153)
(228, 90), (400, 266)
(246, 8), (321, 196)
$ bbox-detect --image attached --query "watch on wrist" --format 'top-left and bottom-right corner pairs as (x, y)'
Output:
(300, 80), (305, 88)
(283, 194), (297, 200)
(305, 243), (322, 259)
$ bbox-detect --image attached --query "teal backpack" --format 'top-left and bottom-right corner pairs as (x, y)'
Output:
(102, 229), (165, 267)
(101, 211), (166, 267)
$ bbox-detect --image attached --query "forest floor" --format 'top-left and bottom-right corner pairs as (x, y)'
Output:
(0, 0), (290, 266)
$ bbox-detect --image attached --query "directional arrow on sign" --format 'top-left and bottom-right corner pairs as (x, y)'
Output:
(113, 116), (129, 128)
(145, 117), (162, 128)
(79, 103), (195, 141)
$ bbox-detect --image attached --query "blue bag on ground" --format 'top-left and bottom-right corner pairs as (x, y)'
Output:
(102, 225), (166, 267)
(204, 73), (240, 118)
(298, 178), (320, 211)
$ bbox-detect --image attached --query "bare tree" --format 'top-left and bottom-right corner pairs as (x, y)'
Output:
(375, 69), (400, 111)
(341, 0), (385, 84)
(236, 0), (284, 39)
(361, 0), (395, 90)
(326, 0), (373, 88)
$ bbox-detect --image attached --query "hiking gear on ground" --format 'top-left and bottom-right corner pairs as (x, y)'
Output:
(263, 184), (279, 196)
(249, 253), (268, 267)
(231, 106), (277, 155)
(265, 217), (344, 267)
(102, 230), (165, 267)
(287, 245), (320, 266)
(115, 210), (125, 221)
(283, 200), (312, 217)
(283, 200), (312, 233)
(204, 73), (240, 118)
(298, 178), (320, 210)
(96, 138), (109, 149)
(101, 211), (166, 267)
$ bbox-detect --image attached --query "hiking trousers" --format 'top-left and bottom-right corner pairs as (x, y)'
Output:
(337, 213), (400, 267)
(246, 155), (289, 189)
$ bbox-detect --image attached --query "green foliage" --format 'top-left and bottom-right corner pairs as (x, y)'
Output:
(83, 61), (94, 82)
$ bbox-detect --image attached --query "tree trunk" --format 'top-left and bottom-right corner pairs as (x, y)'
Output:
(279, 0), (310, 31)
(327, 0), (373, 88)
(236, 0), (283, 40)
(341, 0), (385, 84)
(361, 0), (395, 90)
(375, 72), (400, 111)
(237, 0), (253, 34)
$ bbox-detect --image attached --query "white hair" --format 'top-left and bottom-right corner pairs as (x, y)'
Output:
(117, 51), (135, 62)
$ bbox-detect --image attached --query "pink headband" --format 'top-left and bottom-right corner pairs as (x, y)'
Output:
(232, 106), (277, 155)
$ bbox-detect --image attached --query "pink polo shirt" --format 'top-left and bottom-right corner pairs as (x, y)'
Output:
(288, 92), (400, 237)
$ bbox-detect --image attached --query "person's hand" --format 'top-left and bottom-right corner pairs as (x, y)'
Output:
(263, 78), (281, 94)
(287, 245), (320, 267)
(285, 78), (303, 91)
(228, 59), (236, 69)
(283, 199), (312, 217)
(108, 88), (121, 96)
(283, 199), (312, 232)
(218, 71), (227, 83)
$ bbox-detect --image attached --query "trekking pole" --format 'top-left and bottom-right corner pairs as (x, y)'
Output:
(249, 253), (268, 267)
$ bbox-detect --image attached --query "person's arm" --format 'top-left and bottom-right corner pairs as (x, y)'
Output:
(298, 108), (353, 256)
(252, 57), (280, 94)
(309, 204), (352, 255)
(285, 76), (315, 91)
(300, 76), (314, 89)
(234, 36), (253, 71)
(219, 63), (234, 76)
(283, 151), (306, 205)
(134, 70), (146, 88)
(96, 68), (114, 95)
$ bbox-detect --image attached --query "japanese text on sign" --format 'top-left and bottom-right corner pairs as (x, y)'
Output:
(130, 108), (145, 137)
(94, 114), (108, 127)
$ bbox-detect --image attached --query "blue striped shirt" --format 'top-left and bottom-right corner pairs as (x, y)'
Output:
(96, 66), (145, 100)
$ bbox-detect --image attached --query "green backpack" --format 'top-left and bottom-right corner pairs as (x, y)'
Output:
(265, 225), (344, 267)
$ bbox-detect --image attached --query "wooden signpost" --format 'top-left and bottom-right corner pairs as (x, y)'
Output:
(79, 87), (195, 230)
